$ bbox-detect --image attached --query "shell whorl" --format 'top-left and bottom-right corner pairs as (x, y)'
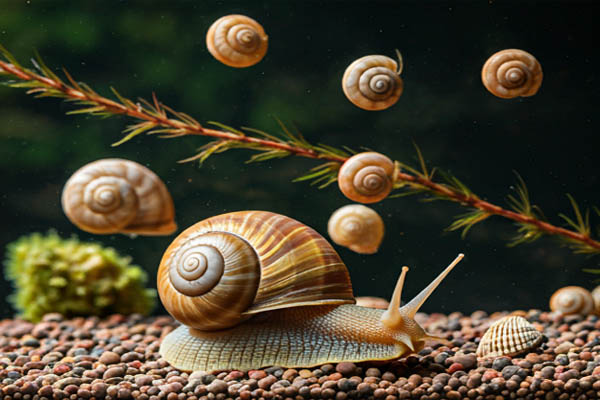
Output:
(342, 55), (403, 111)
(327, 204), (384, 254)
(481, 49), (542, 99)
(549, 286), (594, 315)
(61, 159), (176, 235)
(157, 211), (355, 331)
(338, 152), (395, 204)
(206, 14), (268, 68)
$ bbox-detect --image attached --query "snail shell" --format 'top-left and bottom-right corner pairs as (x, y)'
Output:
(206, 14), (268, 68)
(476, 315), (543, 358)
(355, 296), (389, 309)
(338, 152), (395, 204)
(327, 204), (384, 254)
(157, 211), (354, 331)
(342, 55), (404, 111)
(549, 286), (595, 315)
(61, 159), (176, 235)
(592, 286), (600, 314)
(481, 49), (543, 99)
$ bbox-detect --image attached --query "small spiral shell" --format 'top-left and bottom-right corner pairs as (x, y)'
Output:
(355, 296), (389, 309)
(338, 152), (395, 204)
(157, 211), (355, 331)
(549, 286), (594, 315)
(61, 159), (176, 235)
(481, 49), (543, 99)
(206, 14), (268, 68)
(327, 204), (384, 254)
(342, 55), (403, 111)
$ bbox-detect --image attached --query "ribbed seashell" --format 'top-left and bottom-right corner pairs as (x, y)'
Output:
(549, 286), (594, 315)
(206, 14), (268, 68)
(61, 159), (176, 235)
(157, 211), (355, 330)
(355, 296), (389, 310)
(476, 315), (543, 358)
(342, 54), (403, 110)
(481, 49), (543, 99)
(327, 204), (384, 254)
(338, 152), (395, 204)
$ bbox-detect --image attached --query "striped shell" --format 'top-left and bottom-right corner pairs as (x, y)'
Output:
(61, 159), (176, 235)
(206, 15), (268, 68)
(327, 204), (384, 254)
(342, 55), (403, 111)
(481, 49), (543, 99)
(157, 211), (354, 331)
(476, 315), (543, 358)
(338, 152), (395, 204)
(549, 286), (594, 315)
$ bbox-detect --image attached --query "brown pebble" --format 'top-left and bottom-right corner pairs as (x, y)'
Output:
(336, 362), (357, 376)
(103, 366), (126, 379)
(257, 375), (277, 389)
(447, 363), (464, 373)
(99, 351), (121, 365)
(248, 370), (267, 380)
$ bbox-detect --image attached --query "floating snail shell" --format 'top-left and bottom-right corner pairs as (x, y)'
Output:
(327, 204), (384, 254)
(549, 286), (595, 315)
(206, 14), (268, 68)
(61, 158), (176, 235)
(342, 54), (404, 110)
(476, 315), (543, 358)
(157, 211), (354, 330)
(481, 49), (543, 99)
(338, 152), (395, 204)
(355, 296), (389, 310)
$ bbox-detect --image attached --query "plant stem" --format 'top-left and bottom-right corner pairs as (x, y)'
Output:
(1, 58), (598, 252)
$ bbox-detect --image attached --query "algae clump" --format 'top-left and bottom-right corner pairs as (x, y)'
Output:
(4, 231), (156, 321)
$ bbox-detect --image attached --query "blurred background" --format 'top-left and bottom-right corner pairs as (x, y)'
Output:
(0, 0), (598, 318)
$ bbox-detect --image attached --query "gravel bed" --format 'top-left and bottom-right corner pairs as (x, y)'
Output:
(1, 310), (599, 399)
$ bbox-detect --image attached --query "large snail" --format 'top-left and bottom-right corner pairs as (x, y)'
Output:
(549, 286), (595, 315)
(61, 158), (176, 235)
(206, 14), (268, 68)
(342, 54), (404, 111)
(327, 204), (384, 254)
(158, 210), (463, 372)
(338, 152), (395, 204)
(481, 49), (543, 99)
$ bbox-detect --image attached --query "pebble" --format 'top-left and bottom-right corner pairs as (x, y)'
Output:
(99, 351), (121, 365)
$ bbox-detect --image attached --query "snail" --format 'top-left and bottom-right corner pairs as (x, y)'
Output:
(481, 49), (543, 99)
(206, 14), (268, 68)
(158, 210), (464, 372)
(342, 53), (404, 111)
(327, 204), (384, 254)
(61, 158), (176, 235)
(549, 286), (595, 315)
(338, 152), (395, 204)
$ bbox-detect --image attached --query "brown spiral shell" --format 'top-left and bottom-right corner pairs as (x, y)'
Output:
(338, 152), (395, 204)
(327, 204), (384, 254)
(206, 14), (268, 68)
(61, 159), (176, 235)
(157, 211), (355, 331)
(549, 286), (594, 315)
(481, 49), (543, 99)
(342, 55), (404, 110)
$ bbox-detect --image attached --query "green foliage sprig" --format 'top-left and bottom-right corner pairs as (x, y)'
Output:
(4, 231), (156, 321)
(1, 45), (599, 258)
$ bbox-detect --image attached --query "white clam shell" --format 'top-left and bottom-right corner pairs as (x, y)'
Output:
(476, 315), (543, 358)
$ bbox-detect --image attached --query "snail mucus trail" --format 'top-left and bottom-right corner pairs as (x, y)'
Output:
(158, 211), (464, 372)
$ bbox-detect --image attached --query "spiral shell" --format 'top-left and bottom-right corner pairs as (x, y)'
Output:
(549, 286), (594, 315)
(476, 315), (543, 358)
(342, 55), (403, 111)
(481, 49), (543, 99)
(327, 204), (384, 254)
(355, 296), (389, 310)
(206, 14), (268, 68)
(338, 152), (395, 204)
(157, 211), (355, 330)
(61, 159), (176, 235)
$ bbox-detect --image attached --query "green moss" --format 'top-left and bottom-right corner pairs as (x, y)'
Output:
(4, 231), (156, 321)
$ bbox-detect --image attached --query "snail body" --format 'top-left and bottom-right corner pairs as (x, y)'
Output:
(206, 15), (268, 68)
(338, 152), (395, 204)
(327, 204), (384, 254)
(481, 49), (542, 99)
(158, 210), (463, 372)
(342, 54), (404, 110)
(61, 159), (176, 235)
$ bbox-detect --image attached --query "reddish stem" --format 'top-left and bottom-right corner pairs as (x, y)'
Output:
(1, 59), (598, 251)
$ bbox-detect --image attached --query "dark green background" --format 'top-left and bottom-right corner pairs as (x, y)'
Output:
(0, 1), (598, 318)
